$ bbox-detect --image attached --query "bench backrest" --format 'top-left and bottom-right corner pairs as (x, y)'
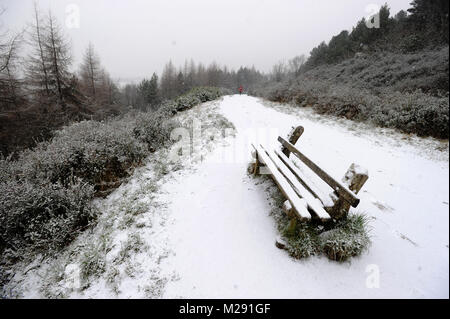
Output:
(277, 135), (362, 208)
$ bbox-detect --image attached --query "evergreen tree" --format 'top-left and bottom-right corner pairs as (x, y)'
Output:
(137, 72), (160, 110)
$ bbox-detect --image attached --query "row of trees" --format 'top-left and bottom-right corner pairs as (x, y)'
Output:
(302, 0), (449, 70)
(124, 60), (266, 110)
(0, 4), (118, 113)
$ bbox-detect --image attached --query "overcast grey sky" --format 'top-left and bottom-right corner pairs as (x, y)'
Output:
(1, 0), (412, 80)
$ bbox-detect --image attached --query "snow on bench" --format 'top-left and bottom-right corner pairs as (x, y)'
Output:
(252, 144), (312, 220)
(251, 126), (369, 222)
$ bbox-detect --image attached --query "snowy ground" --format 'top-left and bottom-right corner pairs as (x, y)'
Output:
(4, 95), (449, 298)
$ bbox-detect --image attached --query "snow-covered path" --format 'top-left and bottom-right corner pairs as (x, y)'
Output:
(162, 95), (449, 299)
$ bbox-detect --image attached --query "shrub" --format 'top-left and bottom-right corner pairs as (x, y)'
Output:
(174, 87), (224, 111)
(0, 178), (96, 260)
(133, 110), (180, 151)
(13, 119), (148, 191)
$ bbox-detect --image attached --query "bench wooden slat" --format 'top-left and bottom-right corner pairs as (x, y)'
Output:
(263, 146), (331, 221)
(277, 137), (360, 208)
(252, 144), (311, 220)
(274, 148), (335, 209)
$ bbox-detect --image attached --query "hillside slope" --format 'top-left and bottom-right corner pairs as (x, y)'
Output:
(257, 47), (449, 139)
(4, 95), (448, 298)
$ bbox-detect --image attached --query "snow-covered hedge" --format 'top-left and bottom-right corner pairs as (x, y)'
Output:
(15, 119), (148, 188)
(0, 178), (95, 261)
(0, 110), (172, 261)
(133, 110), (180, 151)
(174, 87), (226, 111)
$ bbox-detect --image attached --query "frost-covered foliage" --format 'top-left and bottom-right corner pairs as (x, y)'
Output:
(283, 222), (321, 259)
(13, 119), (148, 189)
(174, 87), (226, 111)
(321, 214), (371, 262)
(0, 109), (160, 262)
(281, 213), (371, 262)
(0, 87), (225, 269)
(133, 111), (179, 152)
(256, 48), (449, 139)
(266, 182), (371, 261)
(303, 47), (449, 95)
(0, 178), (95, 262)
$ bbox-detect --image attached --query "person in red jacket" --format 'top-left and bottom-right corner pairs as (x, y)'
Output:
(238, 86), (243, 95)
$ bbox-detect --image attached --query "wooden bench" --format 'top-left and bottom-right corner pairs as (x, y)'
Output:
(250, 126), (368, 223)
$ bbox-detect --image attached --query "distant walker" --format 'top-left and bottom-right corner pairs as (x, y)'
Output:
(238, 86), (243, 95)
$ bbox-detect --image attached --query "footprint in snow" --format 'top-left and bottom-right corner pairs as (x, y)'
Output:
(396, 231), (419, 247)
(372, 200), (395, 213)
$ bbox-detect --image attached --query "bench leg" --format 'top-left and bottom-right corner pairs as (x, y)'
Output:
(328, 163), (369, 219)
(286, 218), (297, 236)
(253, 151), (260, 175)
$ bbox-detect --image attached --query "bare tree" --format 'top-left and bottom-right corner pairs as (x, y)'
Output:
(79, 42), (101, 99)
(25, 3), (51, 99)
(25, 6), (72, 106)
(272, 60), (287, 82)
(288, 54), (306, 77)
(43, 10), (72, 104)
(97, 69), (118, 105)
(0, 9), (24, 110)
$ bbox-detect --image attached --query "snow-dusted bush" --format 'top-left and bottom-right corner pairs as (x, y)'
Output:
(175, 95), (202, 111)
(371, 91), (449, 138)
(0, 110), (166, 262)
(14, 119), (147, 189)
(0, 178), (96, 260)
(174, 87), (224, 111)
(133, 110), (180, 151)
(266, 181), (371, 261)
(321, 214), (371, 262)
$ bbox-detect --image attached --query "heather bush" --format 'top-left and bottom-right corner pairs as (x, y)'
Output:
(0, 178), (96, 261)
(133, 110), (180, 151)
(371, 91), (449, 137)
(174, 87), (224, 111)
(15, 119), (148, 189)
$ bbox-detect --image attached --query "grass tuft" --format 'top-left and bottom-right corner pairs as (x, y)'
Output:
(263, 177), (372, 262)
(320, 214), (371, 262)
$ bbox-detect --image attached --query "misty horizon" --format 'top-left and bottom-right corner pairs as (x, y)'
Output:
(1, 0), (412, 81)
